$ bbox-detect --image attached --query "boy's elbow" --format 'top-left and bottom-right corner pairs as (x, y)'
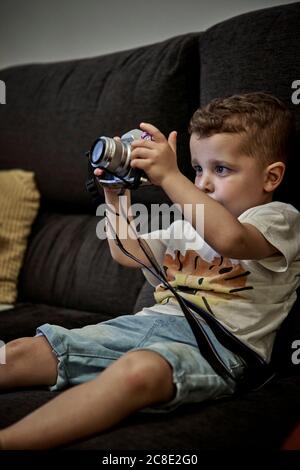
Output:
(111, 251), (127, 266)
(111, 252), (140, 268)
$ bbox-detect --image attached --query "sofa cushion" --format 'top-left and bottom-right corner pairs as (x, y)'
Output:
(0, 170), (40, 305)
(0, 33), (200, 212)
(17, 212), (146, 313)
(199, 1), (300, 209)
(272, 295), (300, 377)
(133, 281), (155, 313)
(0, 302), (116, 343)
(1, 375), (300, 450)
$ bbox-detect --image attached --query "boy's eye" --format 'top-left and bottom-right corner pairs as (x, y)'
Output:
(193, 165), (202, 173)
(215, 165), (229, 174)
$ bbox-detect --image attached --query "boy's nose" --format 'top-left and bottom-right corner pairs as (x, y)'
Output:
(197, 175), (214, 193)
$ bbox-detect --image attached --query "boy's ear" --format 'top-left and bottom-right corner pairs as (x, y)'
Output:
(263, 161), (286, 192)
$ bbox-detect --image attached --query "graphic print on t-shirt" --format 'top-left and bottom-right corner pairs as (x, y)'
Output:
(154, 250), (253, 314)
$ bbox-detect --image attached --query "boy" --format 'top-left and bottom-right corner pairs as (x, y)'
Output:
(0, 92), (299, 449)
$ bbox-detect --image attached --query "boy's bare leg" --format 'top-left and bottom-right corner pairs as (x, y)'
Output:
(0, 350), (175, 449)
(0, 337), (58, 389)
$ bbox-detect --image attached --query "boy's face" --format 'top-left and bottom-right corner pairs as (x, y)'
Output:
(190, 132), (272, 217)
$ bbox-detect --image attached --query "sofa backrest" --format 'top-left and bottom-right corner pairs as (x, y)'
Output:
(0, 33), (200, 212)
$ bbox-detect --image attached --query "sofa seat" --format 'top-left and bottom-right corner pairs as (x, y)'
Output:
(0, 375), (300, 450)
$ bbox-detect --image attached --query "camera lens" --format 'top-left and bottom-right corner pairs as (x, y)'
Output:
(90, 139), (105, 166)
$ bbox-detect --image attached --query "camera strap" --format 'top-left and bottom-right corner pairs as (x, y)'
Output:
(104, 210), (275, 393)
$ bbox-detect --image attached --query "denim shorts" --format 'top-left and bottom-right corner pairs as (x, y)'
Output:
(36, 313), (245, 413)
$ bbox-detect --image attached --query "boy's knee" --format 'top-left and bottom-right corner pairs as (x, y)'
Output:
(118, 350), (175, 400)
(6, 338), (34, 363)
(6, 337), (55, 365)
(2, 337), (58, 388)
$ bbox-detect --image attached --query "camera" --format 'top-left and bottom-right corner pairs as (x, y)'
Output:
(86, 129), (152, 190)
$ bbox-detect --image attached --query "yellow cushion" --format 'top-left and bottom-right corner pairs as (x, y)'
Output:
(0, 170), (40, 304)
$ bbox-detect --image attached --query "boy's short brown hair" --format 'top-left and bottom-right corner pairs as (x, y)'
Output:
(189, 92), (295, 167)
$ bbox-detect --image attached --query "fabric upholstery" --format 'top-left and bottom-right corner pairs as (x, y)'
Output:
(18, 212), (146, 313)
(133, 281), (155, 313)
(0, 375), (300, 450)
(0, 302), (113, 343)
(0, 34), (200, 212)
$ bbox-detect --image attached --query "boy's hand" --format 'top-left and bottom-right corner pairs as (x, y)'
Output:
(94, 168), (122, 203)
(130, 123), (179, 186)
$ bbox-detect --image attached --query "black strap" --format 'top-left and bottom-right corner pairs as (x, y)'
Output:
(181, 298), (275, 391)
(171, 291), (238, 382)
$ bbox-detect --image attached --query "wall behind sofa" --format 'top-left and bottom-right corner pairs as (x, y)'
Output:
(0, 0), (296, 69)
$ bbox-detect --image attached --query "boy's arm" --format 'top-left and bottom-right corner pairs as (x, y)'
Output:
(95, 173), (152, 268)
(130, 123), (279, 261)
(161, 172), (279, 260)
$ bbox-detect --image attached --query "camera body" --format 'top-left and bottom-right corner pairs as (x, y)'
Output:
(87, 129), (152, 190)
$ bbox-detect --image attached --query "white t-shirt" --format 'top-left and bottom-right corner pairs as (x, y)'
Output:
(138, 201), (300, 362)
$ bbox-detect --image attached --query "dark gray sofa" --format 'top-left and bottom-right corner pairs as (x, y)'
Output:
(0, 1), (300, 452)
